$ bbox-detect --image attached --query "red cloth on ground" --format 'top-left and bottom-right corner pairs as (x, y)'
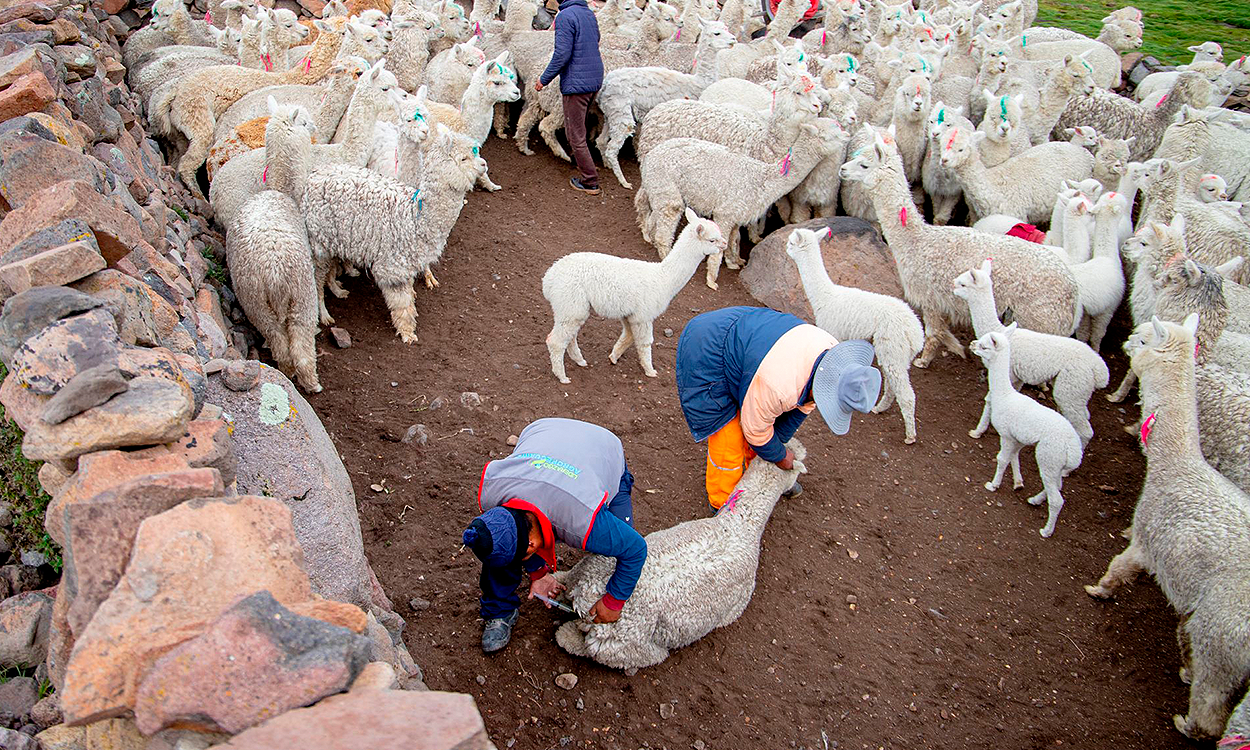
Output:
(1006, 223), (1046, 244)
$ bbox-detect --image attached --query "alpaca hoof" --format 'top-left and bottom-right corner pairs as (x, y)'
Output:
(1123, 424), (1138, 436)
(1084, 584), (1111, 599)
(624, 667), (638, 677)
(1013, 480), (1025, 490)
(968, 429), (982, 438)
(620, 180), (633, 190)
(1179, 666), (1192, 685)
(984, 481), (996, 491)
(1105, 392), (1124, 403)
(904, 435), (916, 444)
(912, 357), (930, 369)
(1039, 525), (1055, 537)
(558, 376), (571, 384)
(1173, 715), (1190, 736)
(643, 369), (658, 378)
(329, 286), (349, 299)
(484, 182), (502, 192)
(399, 332), (418, 344)
(423, 269), (440, 289)
(725, 260), (741, 270)
(706, 280), (718, 290)
(518, 146), (535, 156)
(608, 354), (620, 365)
(320, 314), (335, 326)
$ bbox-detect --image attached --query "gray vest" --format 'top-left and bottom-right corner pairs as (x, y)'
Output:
(478, 418), (625, 549)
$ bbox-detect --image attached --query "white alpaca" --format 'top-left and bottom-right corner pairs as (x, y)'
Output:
(597, 19), (737, 189)
(1197, 173), (1229, 202)
(1068, 190), (1128, 351)
(542, 210), (727, 383)
(423, 36), (485, 104)
(423, 52), (521, 191)
(1085, 314), (1250, 740)
(554, 440), (808, 670)
(975, 89), (1028, 167)
(952, 259), (1108, 445)
(970, 327), (1084, 538)
(787, 227), (923, 443)
(226, 97), (321, 393)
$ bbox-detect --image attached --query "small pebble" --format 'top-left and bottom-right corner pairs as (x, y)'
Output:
(461, 391), (483, 408)
(663, 328), (673, 337)
(659, 702), (675, 720)
(429, 396), (446, 410)
(576, 698), (584, 710)
(506, 434), (518, 446)
(476, 675), (486, 685)
(409, 597), (431, 610)
(845, 594), (858, 605)
(507, 740), (516, 748)
(329, 327), (352, 348)
(693, 741), (705, 750)
(401, 424), (429, 445)
(391, 381), (398, 387)
(555, 673), (578, 690)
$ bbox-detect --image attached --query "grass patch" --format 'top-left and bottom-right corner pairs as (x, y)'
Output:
(1036, 0), (1250, 66)
(0, 364), (63, 573)
(201, 247), (228, 285)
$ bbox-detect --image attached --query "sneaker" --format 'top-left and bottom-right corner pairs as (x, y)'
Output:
(481, 609), (519, 653)
(569, 176), (601, 196)
(782, 480), (803, 498)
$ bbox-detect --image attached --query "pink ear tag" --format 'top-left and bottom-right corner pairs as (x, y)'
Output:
(1140, 411), (1157, 447)
(261, 164), (268, 184)
(1155, 93), (1168, 108)
(205, 10), (212, 23)
(821, 29), (827, 45)
(303, 56), (312, 73)
(474, 20), (481, 36)
(825, 226), (833, 239)
(674, 27), (681, 41)
(262, 53), (272, 71)
(899, 206), (908, 226)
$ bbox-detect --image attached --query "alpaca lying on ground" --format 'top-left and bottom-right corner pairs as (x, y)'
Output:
(542, 210), (726, 383)
(554, 440), (808, 670)
(971, 326), (1084, 538)
(1085, 314), (1250, 740)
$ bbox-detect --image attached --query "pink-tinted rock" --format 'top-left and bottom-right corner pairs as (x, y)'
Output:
(0, 180), (150, 267)
(59, 496), (315, 725)
(0, 241), (106, 300)
(0, 69), (52, 121)
(0, 590), (52, 667)
(71, 269), (160, 348)
(0, 218), (96, 268)
(55, 464), (225, 637)
(0, 284), (103, 364)
(20, 375), (194, 461)
(9, 308), (120, 395)
(0, 47), (40, 89)
(134, 590), (370, 735)
(209, 690), (493, 750)
(0, 367), (44, 430)
(287, 599), (368, 634)
(0, 132), (107, 210)
(739, 217), (906, 320)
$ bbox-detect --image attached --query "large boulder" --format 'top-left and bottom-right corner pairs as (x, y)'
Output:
(133, 590), (370, 735)
(0, 285), (103, 365)
(0, 179), (152, 266)
(0, 590), (52, 668)
(739, 217), (906, 320)
(59, 496), (315, 725)
(0, 241), (106, 300)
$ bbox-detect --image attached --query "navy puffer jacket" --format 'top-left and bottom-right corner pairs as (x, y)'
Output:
(539, 0), (603, 94)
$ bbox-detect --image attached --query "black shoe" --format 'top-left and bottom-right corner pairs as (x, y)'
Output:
(782, 480), (803, 498)
(570, 176), (601, 195)
(482, 609), (519, 653)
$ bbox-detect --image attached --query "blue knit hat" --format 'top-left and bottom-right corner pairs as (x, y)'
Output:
(463, 507), (526, 567)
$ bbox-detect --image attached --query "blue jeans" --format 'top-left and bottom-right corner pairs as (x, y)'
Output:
(479, 465), (634, 619)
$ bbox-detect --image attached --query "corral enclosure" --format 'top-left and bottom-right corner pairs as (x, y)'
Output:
(312, 144), (1189, 749)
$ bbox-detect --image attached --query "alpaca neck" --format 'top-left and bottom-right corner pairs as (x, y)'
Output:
(866, 161), (923, 247)
(1038, 69), (1076, 117)
(950, 148), (991, 206)
(692, 38), (720, 83)
(984, 349), (1016, 401)
(1141, 173), (1180, 226)
(264, 131), (311, 201)
(460, 80), (498, 145)
(1062, 213), (1090, 259)
(660, 233), (713, 295)
(765, 0), (804, 41)
(1114, 172), (1141, 208)
(1091, 210), (1119, 259)
(792, 250), (837, 307)
(313, 79), (355, 144)
(1138, 354), (1203, 459)
(415, 159), (474, 244)
(239, 29), (262, 67)
(287, 28), (342, 85)
(338, 90), (385, 163)
(719, 467), (787, 532)
(395, 129), (426, 184)
(167, 3), (194, 44)
(964, 288), (1005, 337)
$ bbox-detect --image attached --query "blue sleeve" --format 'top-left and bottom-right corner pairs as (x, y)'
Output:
(540, 15), (574, 85)
(748, 409), (807, 463)
(524, 555), (548, 575)
(583, 510), (647, 601)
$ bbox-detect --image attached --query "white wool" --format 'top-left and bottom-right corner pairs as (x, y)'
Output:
(953, 259), (1108, 445)
(970, 327), (1084, 537)
(542, 212), (727, 383)
(1067, 190), (1128, 352)
(921, 102), (974, 226)
(423, 37), (486, 104)
(1053, 72), (1213, 160)
(554, 441), (808, 670)
(787, 227), (923, 443)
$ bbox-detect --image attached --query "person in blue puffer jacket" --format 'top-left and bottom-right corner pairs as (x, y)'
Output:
(536, 0), (604, 195)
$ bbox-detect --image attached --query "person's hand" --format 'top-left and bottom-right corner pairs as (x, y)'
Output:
(775, 449), (795, 471)
(534, 81), (544, 91)
(528, 573), (564, 604)
(587, 597), (622, 623)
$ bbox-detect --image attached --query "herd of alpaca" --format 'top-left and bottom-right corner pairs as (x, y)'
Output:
(132, 0), (1250, 738)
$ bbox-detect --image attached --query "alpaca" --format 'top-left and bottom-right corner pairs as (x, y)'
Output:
(970, 326), (1084, 537)
(423, 52), (521, 190)
(1085, 314), (1250, 740)
(542, 211), (727, 383)
(1069, 190), (1128, 352)
(787, 227), (923, 443)
(226, 97), (321, 393)
(554, 440), (808, 670)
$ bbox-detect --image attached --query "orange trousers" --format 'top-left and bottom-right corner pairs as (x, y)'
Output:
(705, 415), (755, 509)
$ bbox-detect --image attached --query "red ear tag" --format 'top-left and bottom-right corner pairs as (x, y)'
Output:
(1140, 411), (1157, 447)
(899, 207), (908, 226)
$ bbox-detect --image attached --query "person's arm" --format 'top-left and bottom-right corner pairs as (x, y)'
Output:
(539, 15), (574, 86)
(740, 379), (791, 463)
(523, 553), (549, 581)
(582, 510), (647, 620)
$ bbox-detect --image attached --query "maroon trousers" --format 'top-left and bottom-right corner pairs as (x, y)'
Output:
(563, 91), (599, 188)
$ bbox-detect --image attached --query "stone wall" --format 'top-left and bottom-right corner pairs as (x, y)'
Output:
(0, 2), (491, 747)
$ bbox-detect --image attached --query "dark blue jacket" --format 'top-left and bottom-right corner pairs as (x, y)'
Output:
(539, 0), (603, 94)
(676, 307), (822, 462)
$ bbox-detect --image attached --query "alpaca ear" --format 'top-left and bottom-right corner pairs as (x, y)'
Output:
(1183, 258), (1202, 283)
(1187, 44), (1201, 53)
(972, 130), (987, 144)
(1013, 93), (1024, 106)
(685, 207), (699, 226)
(313, 18), (330, 30)
(267, 94), (279, 115)
(1124, 135), (1135, 146)
(1214, 256), (1244, 278)
(1150, 315), (1166, 341)
(1182, 313), (1200, 337)
(415, 84), (429, 105)
(979, 257), (991, 274)
(1003, 321), (1017, 335)
(981, 88), (993, 103)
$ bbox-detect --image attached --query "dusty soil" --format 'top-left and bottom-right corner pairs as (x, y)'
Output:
(308, 140), (1192, 750)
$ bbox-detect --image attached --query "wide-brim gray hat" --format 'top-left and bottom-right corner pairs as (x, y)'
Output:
(812, 340), (882, 436)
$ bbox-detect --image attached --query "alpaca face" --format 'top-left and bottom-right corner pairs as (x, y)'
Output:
(1126, 315), (1199, 373)
(482, 59), (521, 103)
(1095, 137), (1131, 178)
(1198, 174), (1229, 202)
(969, 328), (1010, 363)
(937, 125), (974, 168)
(896, 73), (930, 119)
(1059, 54), (1097, 97)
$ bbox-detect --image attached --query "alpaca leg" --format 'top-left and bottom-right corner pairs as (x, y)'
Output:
(746, 215), (765, 244)
(514, 101), (541, 155)
(915, 308), (962, 367)
(871, 380), (895, 413)
(1088, 310), (1113, 353)
(546, 317), (585, 383)
(1009, 449), (1024, 489)
(286, 316), (321, 394)
(477, 164), (503, 192)
(326, 263), (349, 298)
(314, 258), (335, 326)
(608, 321), (634, 365)
(567, 330), (588, 367)
(1177, 616), (1193, 685)
(597, 111), (635, 189)
(880, 362), (917, 444)
(723, 224), (744, 269)
(177, 134), (211, 197)
(1052, 376), (1095, 446)
(932, 193), (958, 225)
(246, 297), (290, 372)
(1106, 369), (1136, 402)
(554, 621), (590, 657)
(538, 110), (572, 162)
(984, 436), (1017, 490)
(493, 101), (509, 139)
(788, 200), (813, 223)
(379, 281), (418, 344)
(423, 267), (440, 288)
(1084, 541), (1146, 598)
(970, 393), (991, 438)
(653, 204), (683, 259)
(1031, 469), (1065, 537)
(628, 317), (657, 378)
(1175, 654), (1242, 740)
(635, 187), (654, 243)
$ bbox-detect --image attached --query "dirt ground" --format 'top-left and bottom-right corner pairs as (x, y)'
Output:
(308, 139), (1195, 750)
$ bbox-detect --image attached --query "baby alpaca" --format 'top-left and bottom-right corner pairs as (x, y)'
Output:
(542, 210), (727, 383)
(787, 227), (923, 444)
(971, 326), (1084, 537)
(554, 440), (808, 670)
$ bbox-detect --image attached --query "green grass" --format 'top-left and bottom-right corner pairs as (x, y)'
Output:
(201, 247), (228, 285)
(1036, 0), (1250, 66)
(0, 364), (63, 573)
